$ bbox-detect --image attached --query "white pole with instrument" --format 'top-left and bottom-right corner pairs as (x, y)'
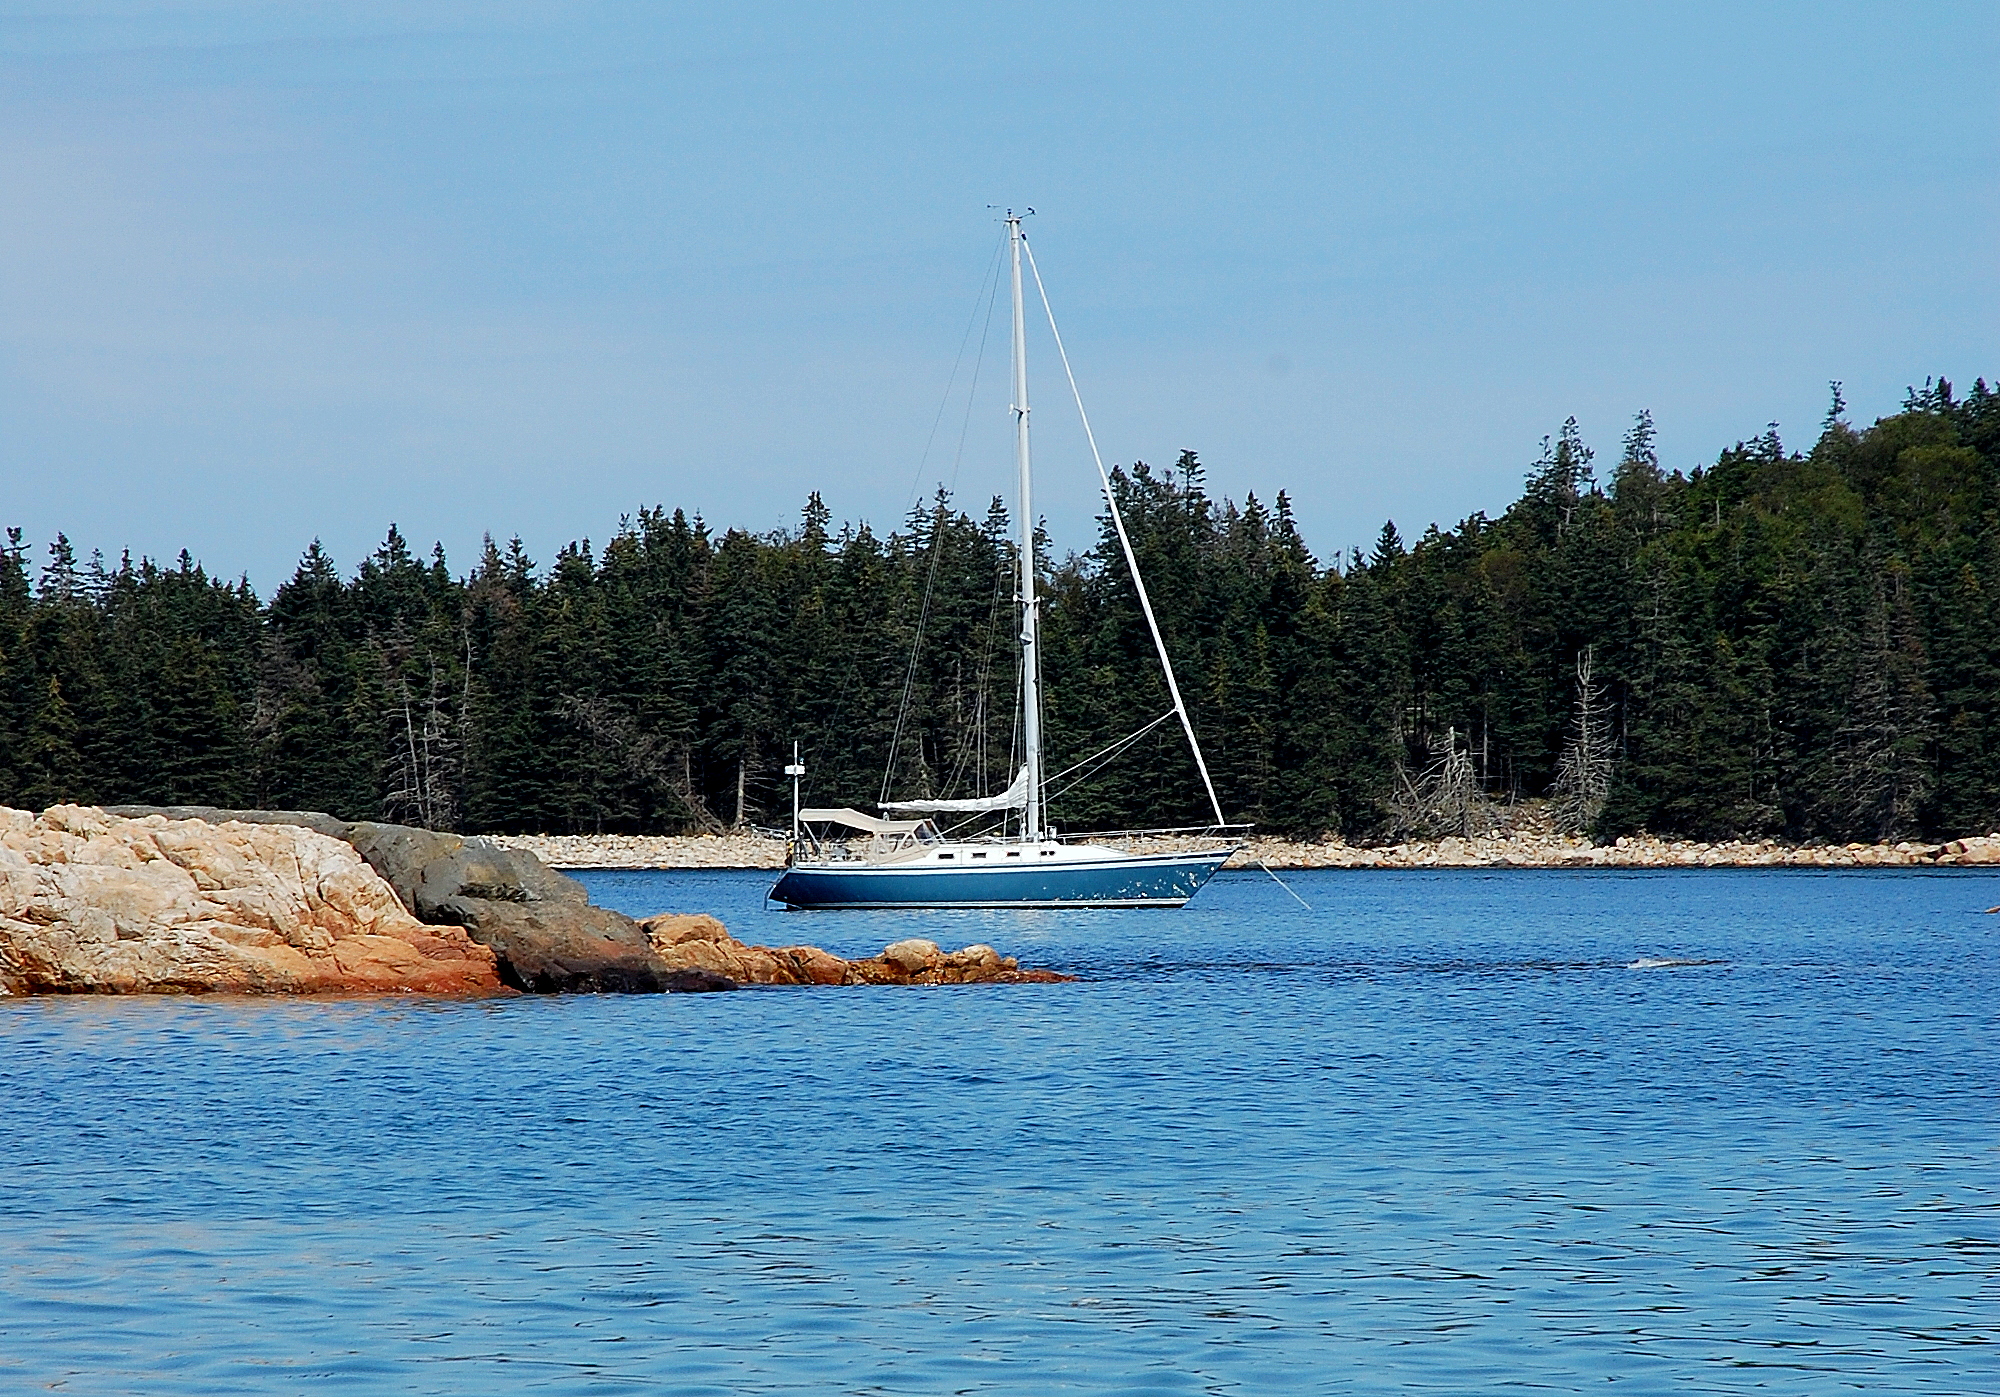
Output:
(1008, 211), (1044, 844)
(785, 741), (806, 851)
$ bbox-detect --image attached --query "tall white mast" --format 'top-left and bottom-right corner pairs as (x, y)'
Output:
(1009, 212), (1043, 842)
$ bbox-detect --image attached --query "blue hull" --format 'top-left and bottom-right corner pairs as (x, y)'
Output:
(770, 850), (1231, 909)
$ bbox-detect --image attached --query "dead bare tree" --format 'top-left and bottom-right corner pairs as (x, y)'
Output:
(562, 695), (729, 834)
(383, 659), (459, 830)
(1388, 725), (1492, 838)
(1551, 647), (1613, 833)
(1829, 570), (1933, 839)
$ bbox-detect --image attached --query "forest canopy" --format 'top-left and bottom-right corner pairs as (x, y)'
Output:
(3, 377), (1997, 843)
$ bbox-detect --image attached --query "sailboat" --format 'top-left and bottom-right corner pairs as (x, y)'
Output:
(769, 213), (1242, 909)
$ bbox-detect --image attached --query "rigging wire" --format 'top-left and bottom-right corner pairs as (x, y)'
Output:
(880, 233), (1007, 806)
(938, 557), (1009, 801)
(1039, 710), (1177, 808)
(879, 497), (949, 806)
(1044, 710), (1176, 785)
(1020, 234), (1228, 828)
(929, 245), (1012, 802)
(900, 231), (1008, 516)
(915, 231), (1017, 807)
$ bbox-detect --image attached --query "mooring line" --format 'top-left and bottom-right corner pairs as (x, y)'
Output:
(1256, 857), (1313, 910)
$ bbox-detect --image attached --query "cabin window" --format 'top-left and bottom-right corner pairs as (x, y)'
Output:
(937, 853), (953, 860)
(972, 852), (988, 859)
(1041, 849), (1055, 856)
(1006, 851), (1021, 857)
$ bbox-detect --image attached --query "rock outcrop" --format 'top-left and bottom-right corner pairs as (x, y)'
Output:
(0, 806), (503, 995)
(338, 822), (697, 993)
(109, 807), (713, 993)
(641, 917), (1072, 986)
(65, 806), (1073, 994)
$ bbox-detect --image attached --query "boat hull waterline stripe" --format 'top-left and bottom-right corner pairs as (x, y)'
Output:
(770, 851), (1231, 910)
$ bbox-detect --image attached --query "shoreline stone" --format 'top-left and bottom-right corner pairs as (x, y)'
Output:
(1224, 830), (2000, 870)
(484, 827), (2000, 872)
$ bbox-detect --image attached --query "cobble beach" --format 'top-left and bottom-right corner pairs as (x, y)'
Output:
(490, 827), (2000, 871)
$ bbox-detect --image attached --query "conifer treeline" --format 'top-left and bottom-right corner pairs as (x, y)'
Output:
(2, 379), (1996, 841)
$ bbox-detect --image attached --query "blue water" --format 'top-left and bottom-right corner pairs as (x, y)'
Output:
(3, 869), (1997, 1395)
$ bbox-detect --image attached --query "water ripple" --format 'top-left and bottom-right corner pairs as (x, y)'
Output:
(2, 868), (1996, 1393)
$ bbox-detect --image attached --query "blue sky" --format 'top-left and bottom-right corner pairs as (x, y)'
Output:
(2, 2), (1995, 589)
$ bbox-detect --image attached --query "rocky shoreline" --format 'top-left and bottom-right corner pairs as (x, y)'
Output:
(490, 827), (2000, 871)
(1237, 831), (2000, 869)
(14, 800), (1987, 997)
(0, 805), (1069, 997)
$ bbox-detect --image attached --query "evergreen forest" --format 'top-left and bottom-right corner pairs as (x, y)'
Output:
(3, 378), (1998, 844)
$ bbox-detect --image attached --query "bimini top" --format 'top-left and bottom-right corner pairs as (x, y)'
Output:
(797, 807), (928, 836)
(881, 766), (1030, 814)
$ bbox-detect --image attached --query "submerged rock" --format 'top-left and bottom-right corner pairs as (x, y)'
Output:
(0, 806), (503, 996)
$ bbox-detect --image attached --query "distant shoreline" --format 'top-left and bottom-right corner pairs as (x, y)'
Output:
(490, 830), (2000, 872)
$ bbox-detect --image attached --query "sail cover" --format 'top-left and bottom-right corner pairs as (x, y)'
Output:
(881, 766), (1030, 815)
(797, 808), (927, 835)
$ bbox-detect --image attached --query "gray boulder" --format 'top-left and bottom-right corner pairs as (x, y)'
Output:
(338, 824), (709, 993)
(429, 896), (700, 993)
(341, 824), (587, 917)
